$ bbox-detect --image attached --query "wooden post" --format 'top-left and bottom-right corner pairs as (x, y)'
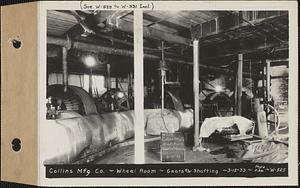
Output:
(235, 53), (243, 115)
(127, 73), (130, 95)
(193, 40), (200, 147)
(89, 68), (93, 96)
(128, 72), (133, 98)
(62, 47), (68, 92)
(262, 59), (267, 111)
(116, 77), (119, 89)
(106, 63), (111, 90)
(134, 10), (144, 163)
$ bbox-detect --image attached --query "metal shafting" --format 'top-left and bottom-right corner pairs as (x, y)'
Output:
(193, 40), (200, 148)
(62, 47), (68, 92)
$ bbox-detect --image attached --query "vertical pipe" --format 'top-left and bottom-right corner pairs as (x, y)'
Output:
(176, 63), (179, 82)
(254, 98), (268, 138)
(89, 68), (93, 96)
(116, 77), (119, 89)
(236, 53), (243, 116)
(62, 47), (68, 92)
(161, 41), (165, 114)
(266, 59), (271, 102)
(215, 17), (219, 34)
(129, 72), (133, 98)
(262, 59), (267, 111)
(134, 10), (144, 164)
(161, 71), (165, 113)
(193, 40), (200, 147)
(127, 73), (130, 96)
(262, 60), (266, 101)
(253, 11), (257, 20)
(107, 63), (111, 90)
(234, 73), (238, 114)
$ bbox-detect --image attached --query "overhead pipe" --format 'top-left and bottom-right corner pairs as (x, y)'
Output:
(48, 36), (262, 78)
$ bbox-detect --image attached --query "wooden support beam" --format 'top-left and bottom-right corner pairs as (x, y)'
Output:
(69, 10), (95, 36)
(198, 13), (288, 40)
(65, 9), (190, 45)
(94, 10), (118, 24)
(62, 47), (68, 92)
(235, 54), (243, 115)
(106, 64), (111, 90)
(117, 19), (191, 45)
(89, 68), (93, 96)
(65, 10), (132, 40)
(134, 10), (144, 164)
(193, 40), (200, 148)
(143, 13), (190, 36)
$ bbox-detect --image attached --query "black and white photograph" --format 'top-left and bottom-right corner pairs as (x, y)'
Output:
(142, 10), (290, 164)
(44, 9), (290, 165)
(37, 1), (297, 186)
(0, 0), (297, 187)
(44, 10), (136, 164)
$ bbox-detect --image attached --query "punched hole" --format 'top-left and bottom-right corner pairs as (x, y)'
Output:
(11, 38), (22, 49)
(11, 138), (21, 152)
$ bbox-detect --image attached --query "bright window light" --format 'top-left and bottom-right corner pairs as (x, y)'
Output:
(215, 85), (223, 93)
(84, 55), (97, 67)
(116, 91), (124, 99)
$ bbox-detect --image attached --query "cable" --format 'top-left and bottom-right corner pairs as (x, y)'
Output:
(267, 104), (288, 135)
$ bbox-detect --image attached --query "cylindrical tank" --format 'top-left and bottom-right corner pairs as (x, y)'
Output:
(42, 112), (93, 164)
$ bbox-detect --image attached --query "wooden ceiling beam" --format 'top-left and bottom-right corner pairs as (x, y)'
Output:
(191, 13), (288, 42)
(116, 19), (191, 45)
(63, 10), (191, 46)
(143, 13), (188, 31)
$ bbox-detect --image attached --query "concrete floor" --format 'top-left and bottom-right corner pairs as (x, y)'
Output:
(92, 122), (289, 164)
(144, 138), (245, 164)
(94, 136), (246, 164)
(94, 144), (135, 164)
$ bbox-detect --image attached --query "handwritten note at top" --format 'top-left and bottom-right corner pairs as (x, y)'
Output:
(80, 1), (154, 10)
